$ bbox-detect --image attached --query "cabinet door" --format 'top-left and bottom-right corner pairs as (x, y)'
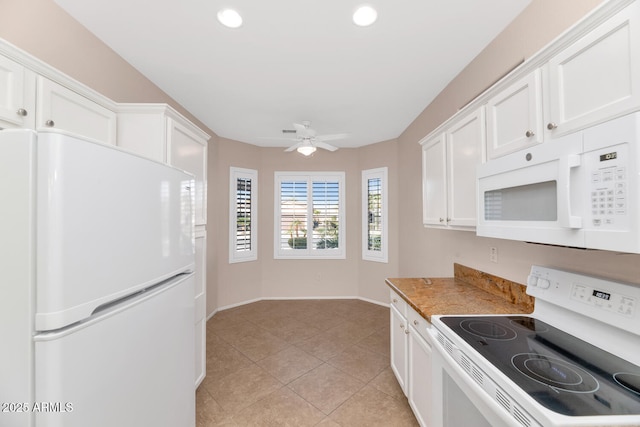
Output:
(421, 133), (447, 227)
(408, 325), (432, 427)
(390, 304), (408, 395)
(446, 108), (485, 228)
(194, 228), (207, 388)
(36, 77), (116, 145)
(486, 69), (543, 159)
(116, 112), (167, 162)
(0, 55), (35, 129)
(546, 1), (640, 137)
(167, 118), (208, 226)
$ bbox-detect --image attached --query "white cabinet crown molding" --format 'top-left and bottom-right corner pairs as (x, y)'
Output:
(0, 38), (118, 112)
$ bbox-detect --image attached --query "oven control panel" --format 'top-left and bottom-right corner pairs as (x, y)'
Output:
(527, 265), (640, 337)
(570, 282), (635, 317)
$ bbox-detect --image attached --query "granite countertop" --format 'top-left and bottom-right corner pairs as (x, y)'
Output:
(386, 264), (535, 322)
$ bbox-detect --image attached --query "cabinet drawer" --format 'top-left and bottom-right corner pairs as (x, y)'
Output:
(390, 289), (407, 318)
(408, 308), (432, 344)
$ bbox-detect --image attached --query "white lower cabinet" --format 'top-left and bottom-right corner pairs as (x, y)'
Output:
(407, 310), (433, 427)
(390, 289), (433, 427)
(390, 303), (408, 393)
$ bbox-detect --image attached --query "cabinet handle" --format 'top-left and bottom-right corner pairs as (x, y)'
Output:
(525, 130), (535, 138)
(400, 323), (404, 329)
(413, 320), (419, 326)
(16, 108), (28, 117)
(392, 298), (398, 303)
(547, 122), (557, 130)
(446, 217), (451, 222)
(45, 119), (55, 127)
(439, 218), (444, 223)
(405, 329), (410, 335)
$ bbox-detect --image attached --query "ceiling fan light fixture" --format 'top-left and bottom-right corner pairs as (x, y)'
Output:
(353, 5), (377, 27)
(217, 8), (243, 28)
(297, 145), (317, 156)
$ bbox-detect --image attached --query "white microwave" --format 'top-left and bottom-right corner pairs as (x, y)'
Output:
(477, 112), (640, 253)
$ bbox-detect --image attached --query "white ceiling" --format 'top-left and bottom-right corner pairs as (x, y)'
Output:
(53, 0), (531, 149)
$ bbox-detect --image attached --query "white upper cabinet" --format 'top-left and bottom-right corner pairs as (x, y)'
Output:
(545, 0), (640, 137)
(0, 55), (35, 129)
(36, 77), (117, 145)
(117, 104), (210, 226)
(421, 132), (447, 227)
(167, 117), (208, 226)
(421, 108), (485, 230)
(446, 108), (485, 228)
(486, 69), (543, 160)
(0, 47), (117, 144)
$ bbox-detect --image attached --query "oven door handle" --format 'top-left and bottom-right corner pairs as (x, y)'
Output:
(558, 154), (582, 229)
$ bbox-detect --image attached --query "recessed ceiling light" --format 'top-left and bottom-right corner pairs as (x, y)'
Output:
(217, 8), (243, 28)
(353, 5), (377, 27)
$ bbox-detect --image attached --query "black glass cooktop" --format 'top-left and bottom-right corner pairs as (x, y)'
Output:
(440, 316), (640, 416)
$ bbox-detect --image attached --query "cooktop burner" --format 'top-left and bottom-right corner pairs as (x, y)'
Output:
(440, 315), (640, 416)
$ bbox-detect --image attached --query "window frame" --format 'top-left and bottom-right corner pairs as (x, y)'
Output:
(274, 171), (346, 260)
(362, 167), (388, 263)
(229, 167), (258, 263)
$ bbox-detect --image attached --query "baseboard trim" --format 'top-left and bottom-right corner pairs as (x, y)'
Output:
(207, 295), (389, 319)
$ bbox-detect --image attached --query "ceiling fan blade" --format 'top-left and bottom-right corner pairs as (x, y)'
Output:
(284, 142), (303, 152)
(315, 133), (349, 142)
(315, 141), (338, 152)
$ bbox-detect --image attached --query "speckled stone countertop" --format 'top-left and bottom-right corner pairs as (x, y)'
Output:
(386, 263), (534, 322)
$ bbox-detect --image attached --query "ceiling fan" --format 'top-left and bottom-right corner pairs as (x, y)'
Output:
(282, 121), (348, 156)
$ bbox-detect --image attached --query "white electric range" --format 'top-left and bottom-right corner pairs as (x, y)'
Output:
(429, 265), (640, 427)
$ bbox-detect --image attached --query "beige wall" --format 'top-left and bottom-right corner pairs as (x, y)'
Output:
(397, 0), (640, 286)
(214, 138), (263, 309)
(357, 139), (400, 303)
(215, 141), (400, 309)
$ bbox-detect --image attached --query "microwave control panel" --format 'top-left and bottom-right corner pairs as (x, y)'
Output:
(585, 143), (629, 229)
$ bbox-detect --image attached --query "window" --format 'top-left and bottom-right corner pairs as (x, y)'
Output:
(229, 167), (257, 263)
(274, 172), (345, 259)
(362, 167), (388, 262)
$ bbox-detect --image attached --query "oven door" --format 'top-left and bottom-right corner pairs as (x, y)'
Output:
(476, 132), (585, 248)
(428, 326), (533, 427)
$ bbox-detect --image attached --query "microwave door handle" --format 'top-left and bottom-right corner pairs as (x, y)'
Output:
(558, 154), (582, 229)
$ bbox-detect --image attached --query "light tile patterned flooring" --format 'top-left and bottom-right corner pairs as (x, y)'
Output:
(197, 299), (419, 426)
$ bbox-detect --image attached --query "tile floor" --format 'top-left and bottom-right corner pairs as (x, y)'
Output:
(197, 299), (419, 426)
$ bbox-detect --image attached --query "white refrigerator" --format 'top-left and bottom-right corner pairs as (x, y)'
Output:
(0, 129), (196, 427)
